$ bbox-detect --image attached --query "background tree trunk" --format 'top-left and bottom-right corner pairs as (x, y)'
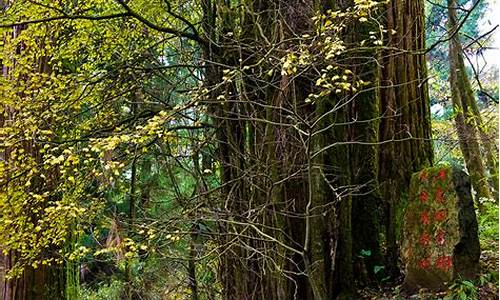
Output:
(447, 0), (492, 204)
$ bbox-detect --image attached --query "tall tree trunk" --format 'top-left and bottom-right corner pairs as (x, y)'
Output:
(0, 23), (67, 300)
(447, 0), (492, 203)
(349, 14), (383, 284)
(379, 0), (433, 277)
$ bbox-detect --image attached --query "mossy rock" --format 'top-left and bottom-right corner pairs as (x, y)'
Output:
(401, 165), (480, 293)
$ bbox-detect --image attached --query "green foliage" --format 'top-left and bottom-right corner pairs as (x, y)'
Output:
(444, 279), (478, 300)
(477, 201), (499, 249)
(81, 278), (125, 300)
(0, 3), (216, 300)
(0, 0), (207, 277)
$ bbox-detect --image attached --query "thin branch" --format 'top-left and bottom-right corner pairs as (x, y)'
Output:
(114, 0), (209, 47)
(0, 12), (131, 28)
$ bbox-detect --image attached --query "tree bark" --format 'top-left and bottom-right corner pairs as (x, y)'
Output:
(202, 0), (433, 298)
(447, 0), (492, 203)
(379, 0), (433, 278)
(0, 23), (67, 300)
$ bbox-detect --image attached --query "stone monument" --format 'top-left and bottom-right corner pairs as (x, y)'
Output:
(401, 165), (480, 292)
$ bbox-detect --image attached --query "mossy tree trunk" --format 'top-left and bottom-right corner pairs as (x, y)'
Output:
(201, 0), (433, 298)
(1, 254), (65, 300)
(447, 0), (492, 203)
(349, 11), (383, 284)
(0, 24), (68, 300)
(379, 0), (433, 278)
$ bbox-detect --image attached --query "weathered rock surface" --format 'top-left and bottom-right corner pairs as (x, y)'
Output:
(401, 165), (480, 292)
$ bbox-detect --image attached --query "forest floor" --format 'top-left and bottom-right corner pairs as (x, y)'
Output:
(357, 251), (498, 299)
(357, 202), (499, 300)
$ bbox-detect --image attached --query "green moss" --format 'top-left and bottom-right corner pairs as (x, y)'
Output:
(477, 201), (499, 250)
(395, 191), (409, 242)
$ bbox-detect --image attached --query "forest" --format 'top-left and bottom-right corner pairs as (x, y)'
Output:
(0, 0), (498, 299)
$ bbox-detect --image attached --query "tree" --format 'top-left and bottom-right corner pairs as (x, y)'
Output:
(447, 0), (496, 204)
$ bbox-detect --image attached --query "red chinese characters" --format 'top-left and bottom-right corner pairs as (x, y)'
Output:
(435, 256), (453, 270)
(419, 190), (429, 203)
(419, 257), (431, 269)
(434, 209), (448, 222)
(419, 232), (431, 246)
(411, 168), (454, 274)
(435, 230), (446, 245)
(435, 169), (446, 182)
(435, 187), (445, 203)
(420, 210), (430, 225)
